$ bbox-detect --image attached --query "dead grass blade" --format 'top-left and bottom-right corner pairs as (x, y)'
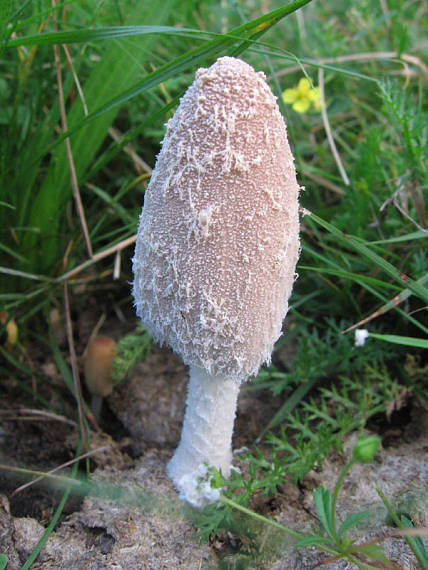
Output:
(52, 0), (92, 258)
(10, 444), (113, 496)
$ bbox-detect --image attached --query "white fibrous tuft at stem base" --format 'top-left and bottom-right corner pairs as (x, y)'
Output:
(170, 463), (221, 508)
(167, 365), (240, 507)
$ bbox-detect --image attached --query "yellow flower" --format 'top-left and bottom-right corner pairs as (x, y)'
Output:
(282, 78), (321, 113)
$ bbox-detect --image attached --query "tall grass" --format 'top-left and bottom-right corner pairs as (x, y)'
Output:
(1, 0), (312, 293)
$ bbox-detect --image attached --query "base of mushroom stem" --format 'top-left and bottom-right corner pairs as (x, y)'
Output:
(167, 365), (241, 507)
(168, 462), (224, 508)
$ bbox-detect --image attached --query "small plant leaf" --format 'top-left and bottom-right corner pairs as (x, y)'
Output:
(0, 554), (7, 570)
(259, 376), (318, 435)
(337, 511), (370, 538)
(296, 536), (332, 547)
(400, 516), (428, 568)
(111, 326), (152, 386)
(313, 487), (335, 540)
(354, 543), (389, 563)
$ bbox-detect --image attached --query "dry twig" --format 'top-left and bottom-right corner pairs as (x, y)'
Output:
(52, 0), (92, 258)
(318, 68), (350, 187)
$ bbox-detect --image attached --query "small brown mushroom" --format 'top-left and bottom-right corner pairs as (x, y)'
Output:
(83, 336), (116, 420)
(0, 311), (18, 352)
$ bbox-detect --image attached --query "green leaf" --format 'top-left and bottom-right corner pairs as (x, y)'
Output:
(354, 544), (389, 563)
(22, 0), (176, 272)
(5, 25), (211, 47)
(302, 245), (428, 335)
(296, 536), (332, 547)
(258, 377), (318, 437)
(38, 0), (314, 159)
(337, 511), (370, 538)
(111, 326), (152, 385)
(0, 200), (15, 209)
(47, 328), (75, 397)
(376, 487), (428, 569)
(400, 516), (428, 569)
(0, 553), (7, 570)
(369, 333), (428, 349)
(299, 264), (400, 291)
(0, 0), (13, 55)
(313, 487), (335, 540)
(370, 231), (428, 245)
(21, 0), (314, 273)
(307, 211), (428, 305)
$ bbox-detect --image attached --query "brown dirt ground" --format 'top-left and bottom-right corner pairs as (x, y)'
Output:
(0, 291), (427, 569)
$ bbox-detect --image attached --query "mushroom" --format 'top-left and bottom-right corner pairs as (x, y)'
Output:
(83, 335), (117, 421)
(132, 57), (300, 506)
(0, 311), (18, 352)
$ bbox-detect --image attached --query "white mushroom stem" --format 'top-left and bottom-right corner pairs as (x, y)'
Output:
(167, 365), (240, 504)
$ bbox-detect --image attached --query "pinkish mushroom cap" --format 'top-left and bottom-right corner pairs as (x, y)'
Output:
(133, 56), (300, 384)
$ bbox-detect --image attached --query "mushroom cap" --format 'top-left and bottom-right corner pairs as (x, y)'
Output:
(0, 311), (18, 351)
(133, 56), (300, 382)
(83, 336), (116, 397)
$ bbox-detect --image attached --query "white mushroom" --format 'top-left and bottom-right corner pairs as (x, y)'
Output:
(132, 57), (300, 506)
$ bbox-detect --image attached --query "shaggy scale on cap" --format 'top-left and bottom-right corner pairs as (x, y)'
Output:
(133, 56), (300, 383)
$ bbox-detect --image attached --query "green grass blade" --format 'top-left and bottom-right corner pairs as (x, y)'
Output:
(82, 96), (178, 184)
(22, 0), (314, 273)
(10, 1), (73, 33)
(87, 184), (134, 225)
(300, 255), (428, 334)
(0, 345), (49, 383)
(370, 231), (428, 245)
(299, 264), (401, 291)
(344, 280), (428, 336)
(33, 0), (315, 166)
(7, 0), (313, 49)
(307, 211), (428, 305)
(400, 516), (428, 569)
(6, 24), (214, 47)
(0, 365), (55, 411)
(22, 0), (175, 272)
(369, 333), (428, 349)
(376, 487), (428, 569)
(258, 377), (318, 438)
(296, 536), (331, 547)
(21, 439), (83, 570)
(0, 266), (52, 281)
(0, 243), (28, 264)
(0, 0), (14, 54)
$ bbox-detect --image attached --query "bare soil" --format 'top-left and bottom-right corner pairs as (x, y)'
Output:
(0, 291), (427, 569)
